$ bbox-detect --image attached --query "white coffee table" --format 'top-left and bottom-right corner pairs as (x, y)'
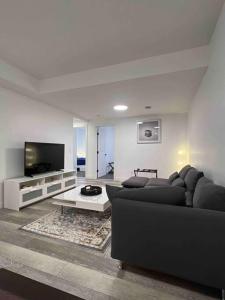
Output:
(52, 185), (110, 214)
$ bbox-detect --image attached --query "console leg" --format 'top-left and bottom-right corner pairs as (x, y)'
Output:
(222, 289), (225, 300)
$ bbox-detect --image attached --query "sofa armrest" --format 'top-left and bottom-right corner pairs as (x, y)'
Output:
(111, 198), (225, 289)
(115, 186), (186, 206)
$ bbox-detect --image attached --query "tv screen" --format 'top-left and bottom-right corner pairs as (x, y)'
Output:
(25, 142), (65, 176)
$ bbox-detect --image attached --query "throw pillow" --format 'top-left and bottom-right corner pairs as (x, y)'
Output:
(168, 172), (179, 184)
(122, 176), (149, 188)
(171, 177), (185, 187)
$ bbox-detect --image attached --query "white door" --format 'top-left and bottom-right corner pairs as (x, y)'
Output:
(97, 127), (114, 178)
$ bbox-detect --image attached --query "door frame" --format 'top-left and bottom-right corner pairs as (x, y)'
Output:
(96, 128), (99, 178)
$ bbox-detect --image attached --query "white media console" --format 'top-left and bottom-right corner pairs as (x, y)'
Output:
(4, 170), (76, 211)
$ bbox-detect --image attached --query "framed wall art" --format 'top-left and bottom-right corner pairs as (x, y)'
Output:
(137, 120), (161, 144)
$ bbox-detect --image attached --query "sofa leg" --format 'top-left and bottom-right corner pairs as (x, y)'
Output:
(118, 261), (124, 270)
(222, 289), (225, 300)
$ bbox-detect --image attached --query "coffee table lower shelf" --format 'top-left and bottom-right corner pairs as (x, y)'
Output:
(52, 201), (78, 214)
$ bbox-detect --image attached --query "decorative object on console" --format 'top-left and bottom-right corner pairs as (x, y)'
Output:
(134, 168), (158, 178)
(81, 185), (102, 196)
(137, 120), (161, 144)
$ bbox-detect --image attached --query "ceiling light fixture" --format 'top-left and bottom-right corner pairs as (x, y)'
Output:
(114, 105), (128, 111)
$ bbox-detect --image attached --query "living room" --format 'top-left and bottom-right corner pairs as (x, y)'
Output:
(0, 0), (225, 299)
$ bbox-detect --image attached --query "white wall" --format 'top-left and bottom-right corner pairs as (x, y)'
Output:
(86, 114), (188, 181)
(0, 87), (74, 208)
(188, 3), (225, 185)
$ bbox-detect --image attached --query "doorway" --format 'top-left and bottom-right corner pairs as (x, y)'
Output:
(97, 126), (115, 179)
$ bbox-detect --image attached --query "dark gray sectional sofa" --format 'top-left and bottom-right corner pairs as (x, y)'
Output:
(106, 165), (225, 293)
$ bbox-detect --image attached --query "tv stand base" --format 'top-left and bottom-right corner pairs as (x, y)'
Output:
(4, 170), (76, 211)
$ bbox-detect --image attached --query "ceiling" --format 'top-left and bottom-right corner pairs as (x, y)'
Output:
(0, 0), (223, 120)
(40, 68), (207, 120)
(0, 0), (223, 79)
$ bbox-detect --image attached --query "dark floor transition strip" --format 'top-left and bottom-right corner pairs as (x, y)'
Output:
(0, 269), (82, 300)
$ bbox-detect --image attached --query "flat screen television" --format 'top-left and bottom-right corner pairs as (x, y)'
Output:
(24, 142), (65, 176)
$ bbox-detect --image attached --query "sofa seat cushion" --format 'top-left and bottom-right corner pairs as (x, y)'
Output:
(115, 186), (186, 206)
(168, 171), (179, 184)
(122, 176), (149, 188)
(145, 178), (170, 187)
(179, 165), (192, 179)
(193, 179), (225, 212)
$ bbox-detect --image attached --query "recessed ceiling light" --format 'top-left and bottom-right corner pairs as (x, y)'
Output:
(114, 105), (128, 111)
(145, 106), (151, 109)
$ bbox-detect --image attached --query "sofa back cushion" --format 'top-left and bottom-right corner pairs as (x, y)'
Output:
(193, 182), (225, 212)
(193, 176), (213, 206)
(168, 172), (179, 184)
(179, 165), (192, 179)
(184, 168), (204, 207)
(184, 168), (204, 192)
(171, 177), (184, 187)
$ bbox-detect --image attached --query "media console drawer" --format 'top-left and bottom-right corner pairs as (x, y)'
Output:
(22, 189), (43, 202)
(47, 183), (62, 194)
(65, 179), (76, 187)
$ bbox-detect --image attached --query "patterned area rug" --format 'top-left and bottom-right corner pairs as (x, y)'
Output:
(21, 208), (111, 251)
